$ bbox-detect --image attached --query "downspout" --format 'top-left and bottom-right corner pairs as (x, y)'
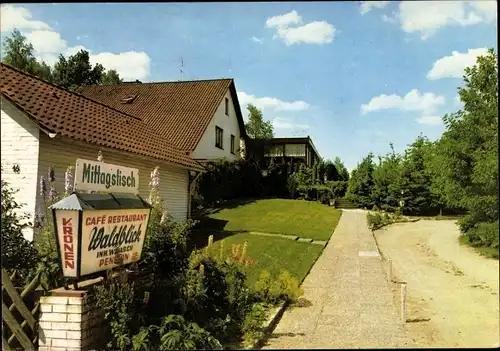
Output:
(187, 170), (202, 219)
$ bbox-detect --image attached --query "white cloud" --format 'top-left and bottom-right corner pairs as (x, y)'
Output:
(381, 13), (397, 23)
(362, 89), (446, 126)
(250, 36), (263, 43)
(361, 89), (445, 115)
(66, 45), (89, 57)
(0, 5), (51, 32)
(26, 30), (68, 54)
(272, 117), (310, 130)
(90, 52), (151, 81)
(265, 10), (336, 45)
(427, 48), (488, 80)
(359, 1), (389, 15)
(265, 10), (302, 28)
(416, 116), (443, 125)
(398, 1), (497, 39)
(1, 5), (151, 80)
(238, 91), (310, 112)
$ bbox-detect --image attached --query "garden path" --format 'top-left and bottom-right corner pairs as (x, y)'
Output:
(261, 209), (410, 349)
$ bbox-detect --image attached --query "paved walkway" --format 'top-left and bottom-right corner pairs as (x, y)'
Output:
(261, 210), (409, 349)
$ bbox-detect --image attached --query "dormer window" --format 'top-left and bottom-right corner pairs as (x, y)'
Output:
(121, 95), (138, 104)
(225, 97), (229, 115)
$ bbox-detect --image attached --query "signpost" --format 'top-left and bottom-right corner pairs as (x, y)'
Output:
(74, 158), (139, 194)
(51, 159), (152, 287)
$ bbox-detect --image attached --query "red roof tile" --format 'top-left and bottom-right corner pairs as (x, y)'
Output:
(0, 63), (204, 171)
(77, 79), (246, 151)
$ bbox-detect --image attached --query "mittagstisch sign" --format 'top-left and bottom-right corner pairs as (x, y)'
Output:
(74, 158), (139, 194)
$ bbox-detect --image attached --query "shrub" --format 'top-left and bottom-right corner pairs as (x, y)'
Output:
(286, 173), (300, 198)
(94, 269), (143, 351)
(462, 220), (499, 249)
(241, 302), (270, 345)
(1, 171), (39, 283)
(366, 212), (383, 230)
(330, 180), (348, 198)
(187, 257), (254, 344)
(131, 314), (222, 351)
(254, 270), (303, 305)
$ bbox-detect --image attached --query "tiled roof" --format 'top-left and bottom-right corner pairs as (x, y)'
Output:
(0, 63), (204, 171)
(77, 78), (246, 151)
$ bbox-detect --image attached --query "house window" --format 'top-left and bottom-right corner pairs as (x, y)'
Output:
(215, 126), (223, 149)
(225, 98), (229, 115)
(230, 134), (235, 154)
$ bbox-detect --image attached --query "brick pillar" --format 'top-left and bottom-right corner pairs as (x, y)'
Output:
(38, 279), (107, 351)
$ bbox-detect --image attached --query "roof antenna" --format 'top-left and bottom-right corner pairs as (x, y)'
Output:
(179, 57), (184, 81)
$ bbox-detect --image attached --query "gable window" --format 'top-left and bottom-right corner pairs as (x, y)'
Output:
(215, 126), (223, 149)
(230, 134), (235, 154)
(225, 97), (229, 115)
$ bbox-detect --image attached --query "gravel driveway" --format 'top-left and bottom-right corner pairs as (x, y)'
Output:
(374, 220), (500, 348)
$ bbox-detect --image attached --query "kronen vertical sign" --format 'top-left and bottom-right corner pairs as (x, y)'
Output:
(74, 158), (139, 194)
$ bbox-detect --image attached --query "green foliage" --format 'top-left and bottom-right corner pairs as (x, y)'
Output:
(184, 257), (254, 344)
(102, 69), (123, 84)
(366, 210), (408, 230)
(1, 29), (46, 77)
(459, 219), (499, 248)
(330, 180), (348, 198)
(142, 210), (196, 278)
(52, 50), (105, 90)
(431, 48), (498, 248)
(241, 302), (270, 345)
(245, 104), (274, 140)
(254, 270), (304, 305)
(2, 29), (122, 88)
(333, 156), (350, 181)
(94, 271), (141, 351)
(131, 315), (222, 351)
(197, 159), (262, 205)
(0, 169), (39, 282)
(346, 153), (375, 207)
(396, 136), (442, 215)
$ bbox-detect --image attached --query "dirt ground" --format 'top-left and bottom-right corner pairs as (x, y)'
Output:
(374, 219), (499, 348)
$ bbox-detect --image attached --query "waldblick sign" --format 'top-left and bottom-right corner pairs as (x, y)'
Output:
(74, 158), (139, 194)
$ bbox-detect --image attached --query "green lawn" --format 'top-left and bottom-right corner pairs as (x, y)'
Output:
(200, 198), (342, 241)
(206, 232), (325, 287)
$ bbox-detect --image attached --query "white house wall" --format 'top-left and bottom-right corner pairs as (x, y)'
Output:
(36, 135), (190, 226)
(1, 98), (41, 241)
(191, 90), (241, 161)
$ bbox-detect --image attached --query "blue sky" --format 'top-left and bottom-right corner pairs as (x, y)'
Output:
(1, 2), (497, 171)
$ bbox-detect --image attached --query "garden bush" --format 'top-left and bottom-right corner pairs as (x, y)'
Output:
(131, 314), (222, 351)
(1, 167), (39, 284)
(254, 269), (304, 305)
(461, 220), (499, 249)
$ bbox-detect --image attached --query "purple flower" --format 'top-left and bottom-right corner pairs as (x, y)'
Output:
(48, 167), (55, 182)
(65, 166), (74, 195)
(48, 186), (58, 201)
(40, 176), (47, 197)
